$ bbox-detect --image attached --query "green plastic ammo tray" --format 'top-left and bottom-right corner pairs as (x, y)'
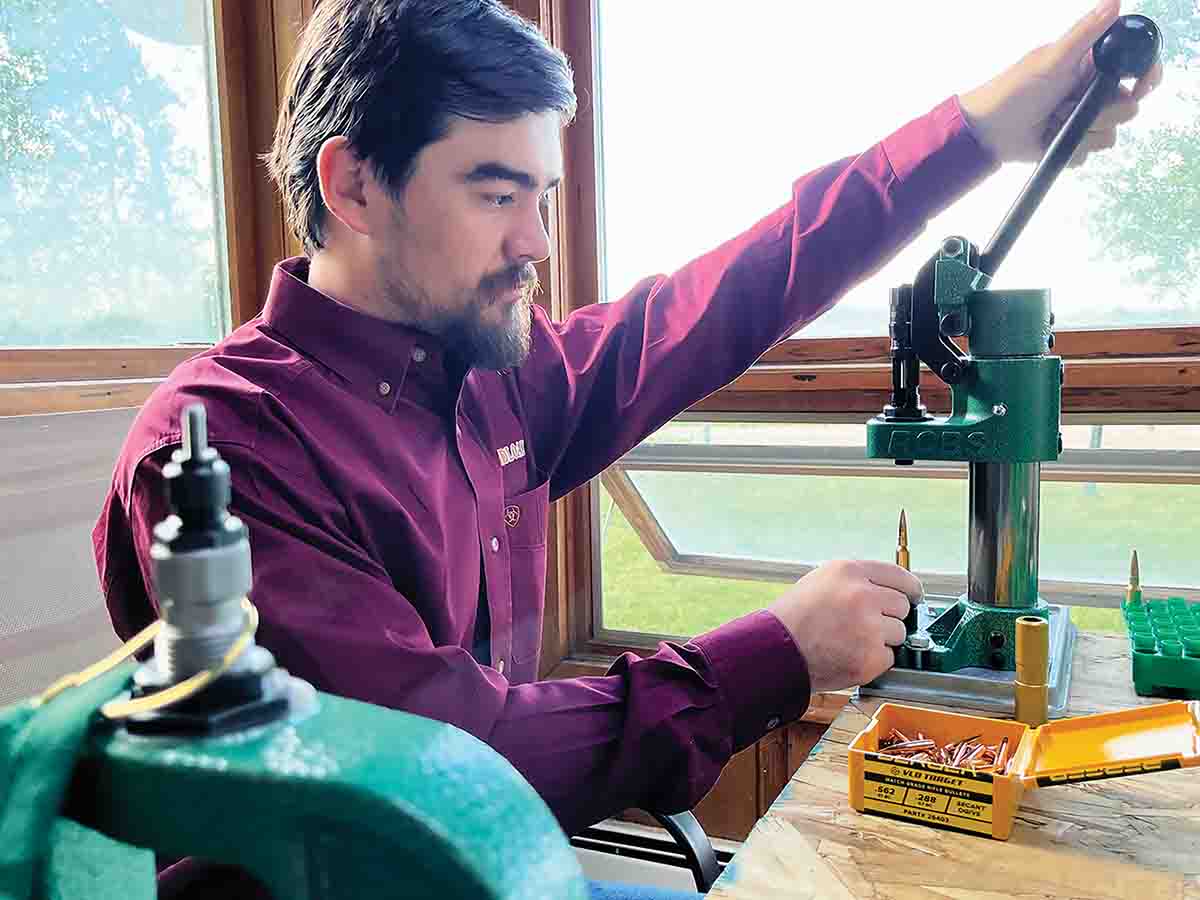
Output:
(1123, 595), (1200, 699)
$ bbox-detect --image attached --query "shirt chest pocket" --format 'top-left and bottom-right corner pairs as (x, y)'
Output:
(502, 480), (548, 549)
(504, 480), (549, 672)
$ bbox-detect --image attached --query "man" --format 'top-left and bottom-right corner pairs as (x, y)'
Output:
(95, 0), (1158, 894)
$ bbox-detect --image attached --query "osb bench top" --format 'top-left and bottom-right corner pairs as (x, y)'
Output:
(709, 632), (1200, 900)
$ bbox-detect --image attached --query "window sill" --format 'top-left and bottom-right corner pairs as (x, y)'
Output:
(0, 378), (162, 416)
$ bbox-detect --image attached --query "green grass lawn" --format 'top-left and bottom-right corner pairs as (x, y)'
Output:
(597, 475), (1199, 639)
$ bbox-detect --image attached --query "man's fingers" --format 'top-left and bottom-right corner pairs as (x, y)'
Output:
(1093, 89), (1139, 130)
(1132, 60), (1164, 101)
(1091, 126), (1119, 150)
(1065, 124), (1119, 167)
(856, 560), (923, 603)
(881, 616), (907, 648)
(866, 646), (897, 683)
(1042, 87), (1132, 157)
(1072, 126), (1119, 165)
(871, 585), (912, 621)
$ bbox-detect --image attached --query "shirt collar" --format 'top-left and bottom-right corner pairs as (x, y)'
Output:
(261, 257), (459, 412)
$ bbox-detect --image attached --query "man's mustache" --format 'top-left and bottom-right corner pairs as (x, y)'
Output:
(480, 263), (539, 296)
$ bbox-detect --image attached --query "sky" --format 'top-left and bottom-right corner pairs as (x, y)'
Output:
(596, 1), (1198, 337)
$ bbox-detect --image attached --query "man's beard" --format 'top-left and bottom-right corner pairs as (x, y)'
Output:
(443, 263), (537, 370)
(385, 262), (538, 371)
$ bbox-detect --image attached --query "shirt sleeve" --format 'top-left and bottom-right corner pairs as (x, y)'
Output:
(109, 442), (809, 836)
(518, 96), (998, 499)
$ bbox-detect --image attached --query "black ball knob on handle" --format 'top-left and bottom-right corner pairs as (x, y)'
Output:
(979, 15), (1163, 277)
(1093, 14), (1162, 81)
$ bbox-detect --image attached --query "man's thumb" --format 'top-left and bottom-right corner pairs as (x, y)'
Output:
(1055, 0), (1120, 67)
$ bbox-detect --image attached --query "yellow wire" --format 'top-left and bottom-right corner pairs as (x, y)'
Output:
(36, 619), (162, 706)
(34, 598), (260, 724)
(101, 598), (259, 720)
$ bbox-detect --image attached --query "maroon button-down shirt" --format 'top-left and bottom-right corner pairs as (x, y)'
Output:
(94, 97), (993, 834)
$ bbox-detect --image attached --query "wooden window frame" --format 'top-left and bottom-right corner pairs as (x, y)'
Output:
(533, 0), (1200, 690)
(0, 0), (314, 417)
(599, 439), (1200, 620)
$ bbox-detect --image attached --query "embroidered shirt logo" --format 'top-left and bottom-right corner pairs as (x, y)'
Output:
(504, 505), (521, 528)
(496, 439), (526, 467)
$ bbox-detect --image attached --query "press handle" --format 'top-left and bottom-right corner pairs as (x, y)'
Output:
(978, 14), (1162, 278)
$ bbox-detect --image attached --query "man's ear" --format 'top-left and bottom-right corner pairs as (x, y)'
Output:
(316, 136), (373, 237)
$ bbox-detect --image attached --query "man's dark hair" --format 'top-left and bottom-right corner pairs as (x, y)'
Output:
(266, 0), (577, 255)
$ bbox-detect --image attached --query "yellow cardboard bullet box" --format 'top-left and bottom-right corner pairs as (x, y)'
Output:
(848, 700), (1200, 840)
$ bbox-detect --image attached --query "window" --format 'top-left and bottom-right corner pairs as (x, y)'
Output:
(0, 0), (309, 416)
(541, 0), (1200, 671)
(600, 421), (1200, 640)
(2, 1), (229, 348)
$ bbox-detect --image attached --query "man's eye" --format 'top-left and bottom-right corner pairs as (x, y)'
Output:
(487, 194), (515, 207)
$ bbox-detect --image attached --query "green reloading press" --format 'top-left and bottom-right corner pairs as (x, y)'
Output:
(861, 15), (1161, 712)
(0, 405), (590, 900)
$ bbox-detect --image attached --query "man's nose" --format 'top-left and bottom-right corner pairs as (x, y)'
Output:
(506, 201), (551, 264)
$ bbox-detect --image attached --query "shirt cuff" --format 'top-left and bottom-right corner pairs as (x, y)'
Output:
(882, 95), (1001, 221)
(692, 609), (811, 752)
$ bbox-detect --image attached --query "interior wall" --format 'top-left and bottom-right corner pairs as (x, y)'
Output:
(0, 408), (137, 705)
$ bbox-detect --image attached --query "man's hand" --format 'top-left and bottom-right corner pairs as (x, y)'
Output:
(767, 560), (922, 693)
(959, 0), (1163, 166)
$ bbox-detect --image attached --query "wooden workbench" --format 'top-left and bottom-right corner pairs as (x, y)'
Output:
(709, 632), (1200, 899)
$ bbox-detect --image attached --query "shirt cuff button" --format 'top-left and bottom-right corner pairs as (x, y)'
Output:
(490, 537), (500, 552)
